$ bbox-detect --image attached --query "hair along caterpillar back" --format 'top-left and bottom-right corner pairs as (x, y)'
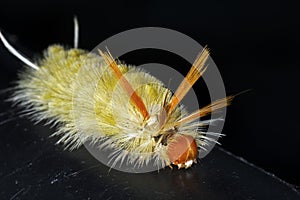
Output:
(0, 17), (234, 172)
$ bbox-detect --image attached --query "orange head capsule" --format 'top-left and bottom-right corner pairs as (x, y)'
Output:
(167, 134), (198, 169)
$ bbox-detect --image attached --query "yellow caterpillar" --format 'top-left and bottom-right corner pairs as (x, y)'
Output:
(0, 18), (233, 170)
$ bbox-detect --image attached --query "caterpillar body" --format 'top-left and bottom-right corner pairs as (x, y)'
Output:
(0, 19), (233, 170)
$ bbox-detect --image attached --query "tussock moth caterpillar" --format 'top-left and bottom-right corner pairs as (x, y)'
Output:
(0, 18), (233, 171)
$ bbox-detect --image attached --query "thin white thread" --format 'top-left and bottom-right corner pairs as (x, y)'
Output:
(0, 30), (39, 70)
(73, 16), (79, 48)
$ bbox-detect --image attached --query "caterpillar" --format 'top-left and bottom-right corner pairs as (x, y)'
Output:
(0, 18), (233, 171)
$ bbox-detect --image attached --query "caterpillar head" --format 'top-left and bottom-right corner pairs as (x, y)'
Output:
(166, 134), (198, 169)
(96, 48), (231, 170)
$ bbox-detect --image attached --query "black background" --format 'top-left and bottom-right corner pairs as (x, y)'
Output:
(0, 0), (299, 195)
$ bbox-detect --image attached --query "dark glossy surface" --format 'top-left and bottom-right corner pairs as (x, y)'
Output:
(0, 114), (299, 199)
